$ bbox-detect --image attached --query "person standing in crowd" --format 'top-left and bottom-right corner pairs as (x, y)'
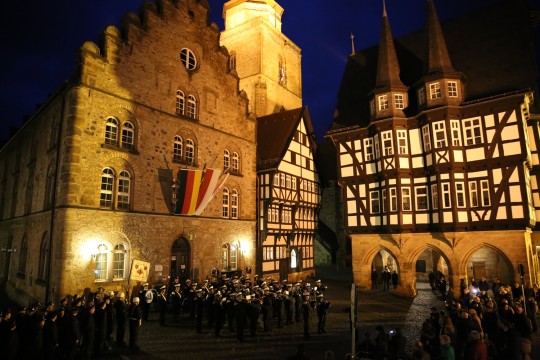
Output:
(391, 271), (399, 290)
(235, 292), (249, 342)
(371, 268), (379, 290)
(43, 310), (59, 360)
(316, 294), (330, 334)
(301, 291), (313, 339)
(439, 275), (447, 301)
(80, 304), (96, 360)
(440, 334), (455, 360)
(429, 271), (436, 292)
(170, 283), (183, 323)
(138, 283), (150, 322)
(382, 267), (391, 292)
(214, 293), (225, 337)
(105, 292), (115, 342)
(262, 287), (272, 332)
(114, 292), (128, 346)
(157, 285), (168, 327)
(128, 297), (142, 352)
(94, 299), (108, 356)
(194, 289), (205, 333)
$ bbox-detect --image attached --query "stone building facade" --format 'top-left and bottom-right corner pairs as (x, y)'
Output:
(0, 0), (257, 304)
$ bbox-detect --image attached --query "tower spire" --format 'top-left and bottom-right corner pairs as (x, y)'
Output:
(375, 0), (404, 90)
(425, 0), (456, 75)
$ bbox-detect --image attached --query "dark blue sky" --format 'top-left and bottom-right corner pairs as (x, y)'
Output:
(0, 0), (537, 142)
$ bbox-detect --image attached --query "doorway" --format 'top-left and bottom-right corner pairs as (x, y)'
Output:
(170, 237), (191, 280)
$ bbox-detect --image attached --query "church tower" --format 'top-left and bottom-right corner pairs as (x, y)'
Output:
(220, 0), (302, 117)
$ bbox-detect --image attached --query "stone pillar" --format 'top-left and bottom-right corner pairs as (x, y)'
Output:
(354, 262), (372, 292)
(394, 263), (416, 297)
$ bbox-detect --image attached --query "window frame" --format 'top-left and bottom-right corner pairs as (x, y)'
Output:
(113, 244), (127, 280)
(370, 191), (380, 214)
(415, 186), (428, 211)
(222, 188), (230, 218)
(463, 118), (483, 146)
(448, 81), (458, 97)
(180, 48), (197, 70)
(176, 90), (185, 115)
(121, 121), (135, 150)
(432, 121), (447, 149)
(401, 187), (411, 211)
(429, 82), (442, 99)
(378, 94), (389, 111)
(95, 243), (109, 281)
(105, 117), (119, 146)
(394, 93), (405, 110)
(100, 168), (115, 208)
(117, 170), (131, 211)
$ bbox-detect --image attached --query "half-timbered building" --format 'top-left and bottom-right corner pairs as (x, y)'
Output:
(326, 0), (540, 295)
(257, 108), (321, 280)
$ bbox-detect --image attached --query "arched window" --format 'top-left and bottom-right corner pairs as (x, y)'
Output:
(25, 168), (34, 214)
(222, 244), (229, 270)
(187, 95), (197, 119)
(95, 244), (108, 281)
(229, 51), (237, 70)
(38, 232), (49, 280)
(232, 152), (240, 173)
(121, 122), (134, 150)
(176, 90), (185, 115)
(291, 249), (297, 268)
(105, 117), (119, 146)
(185, 139), (195, 164)
(113, 244), (127, 279)
(223, 149), (230, 170)
(222, 188), (229, 218)
(231, 189), (238, 219)
(230, 244), (238, 270)
(117, 170), (131, 210)
(100, 168), (115, 208)
(173, 136), (183, 162)
(44, 163), (54, 209)
(18, 234), (28, 275)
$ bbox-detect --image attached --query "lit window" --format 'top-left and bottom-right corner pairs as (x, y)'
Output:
(463, 118), (483, 145)
(416, 187), (428, 210)
(290, 249), (297, 268)
(222, 188), (229, 218)
(397, 130), (408, 154)
(117, 170), (131, 210)
(394, 94), (405, 109)
(469, 182), (478, 207)
(402, 187), (411, 211)
(481, 180), (490, 206)
(113, 244), (126, 279)
(176, 90), (185, 115)
(422, 125), (431, 151)
(185, 139), (195, 164)
(121, 122), (134, 150)
(448, 81), (458, 97)
(180, 48), (197, 70)
(456, 183), (465, 208)
(173, 136), (183, 162)
(95, 244), (108, 281)
(450, 120), (461, 146)
(390, 187), (397, 212)
(232, 152), (240, 173)
(224, 150), (230, 170)
(231, 189), (238, 219)
(382, 131), (393, 156)
(370, 191), (380, 213)
(442, 183), (451, 208)
(230, 245), (237, 269)
(431, 184), (439, 210)
(105, 117), (119, 146)
(100, 168), (115, 208)
(382, 189), (387, 212)
(187, 95), (197, 119)
(433, 121), (447, 148)
(430, 82), (441, 99)
(229, 51), (236, 70)
(378, 94), (389, 111)
(364, 138), (374, 161)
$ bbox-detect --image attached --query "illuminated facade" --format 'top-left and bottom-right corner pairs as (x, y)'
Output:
(0, 0), (257, 304)
(326, 0), (540, 295)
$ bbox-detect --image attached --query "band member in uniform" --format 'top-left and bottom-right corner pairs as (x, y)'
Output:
(302, 291), (313, 339)
(113, 292), (128, 346)
(316, 294), (331, 334)
(170, 284), (183, 323)
(138, 283), (150, 322)
(213, 294), (225, 337)
(128, 297), (142, 352)
(194, 289), (205, 333)
(262, 287), (273, 332)
(157, 285), (168, 327)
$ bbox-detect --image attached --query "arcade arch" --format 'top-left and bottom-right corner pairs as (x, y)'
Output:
(465, 246), (514, 285)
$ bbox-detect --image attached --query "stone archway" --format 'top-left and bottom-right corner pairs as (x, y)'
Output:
(464, 245), (514, 286)
(414, 247), (451, 295)
(369, 248), (400, 290)
(170, 237), (191, 281)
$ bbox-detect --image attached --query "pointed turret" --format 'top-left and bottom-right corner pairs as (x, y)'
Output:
(369, 0), (409, 121)
(415, 0), (464, 110)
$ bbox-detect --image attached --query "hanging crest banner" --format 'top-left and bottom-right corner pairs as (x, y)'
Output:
(130, 259), (151, 282)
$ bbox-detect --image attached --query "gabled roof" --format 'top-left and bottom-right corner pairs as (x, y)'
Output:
(257, 107), (315, 171)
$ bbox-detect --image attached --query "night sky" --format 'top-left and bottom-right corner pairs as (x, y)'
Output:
(1, 0), (538, 142)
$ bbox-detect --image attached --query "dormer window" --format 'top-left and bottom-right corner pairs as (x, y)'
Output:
(394, 94), (405, 110)
(378, 95), (389, 111)
(429, 82), (441, 99)
(448, 81), (458, 97)
(418, 87), (426, 105)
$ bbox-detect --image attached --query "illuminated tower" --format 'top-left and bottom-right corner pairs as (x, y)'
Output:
(220, 0), (302, 117)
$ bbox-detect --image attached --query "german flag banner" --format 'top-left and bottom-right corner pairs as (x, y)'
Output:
(175, 168), (228, 215)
